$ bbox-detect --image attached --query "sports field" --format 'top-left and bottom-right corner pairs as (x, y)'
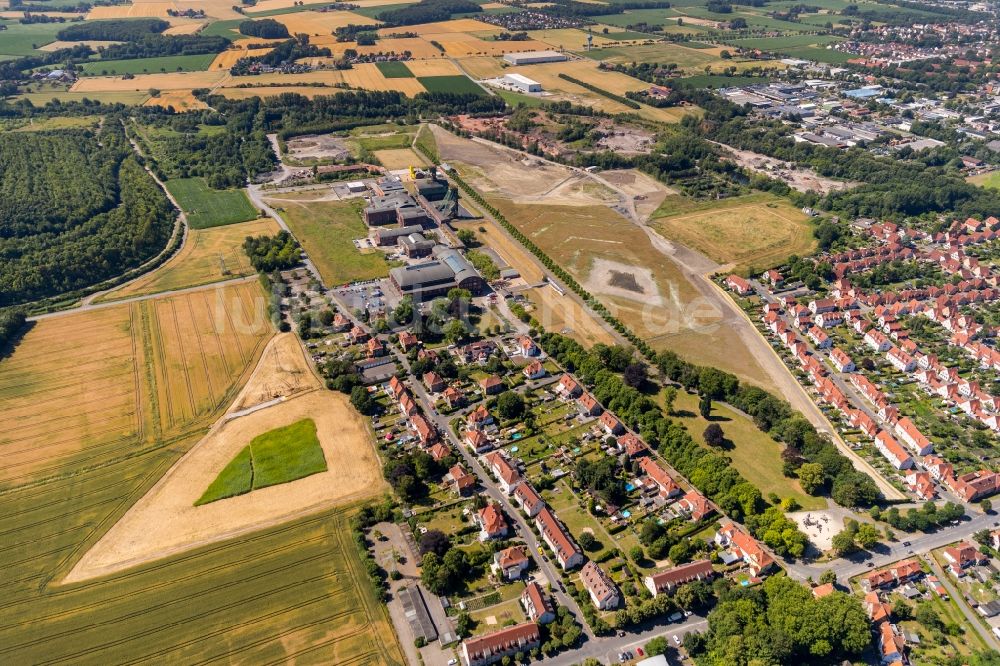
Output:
(165, 178), (259, 229)
(80, 53), (216, 75)
(266, 196), (389, 285)
(198, 418), (327, 504)
(0, 280), (271, 484)
(650, 193), (816, 273)
(100, 218), (279, 301)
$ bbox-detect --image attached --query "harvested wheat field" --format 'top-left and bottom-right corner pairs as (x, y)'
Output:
(72, 70), (226, 92)
(144, 89), (207, 109)
(0, 281), (271, 485)
(374, 147), (427, 170)
(457, 55), (505, 79)
(232, 332), (315, 410)
(303, 36), (443, 60)
(162, 22), (205, 35)
(217, 85), (335, 99)
(273, 10), (376, 35)
(404, 58), (462, 76)
(422, 32), (552, 57)
(342, 63), (426, 93)
(101, 219), (278, 302)
(226, 64), (426, 94)
(530, 27), (623, 49)
(65, 337), (383, 582)
(88, 1), (177, 19)
(209, 46), (273, 70)
(379, 18), (499, 36)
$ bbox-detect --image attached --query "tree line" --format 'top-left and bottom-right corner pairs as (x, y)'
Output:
(57, 18), (168, 41)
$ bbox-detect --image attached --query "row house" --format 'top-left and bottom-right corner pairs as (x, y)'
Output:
(411, 414), (436, 445)
(875, 430), (914, 470)
(894, 418), (934, 456)
(535, 508), (583, 570)
(849, 409), (879, 439)
(644, 559), (714, 597)
(462, 623), (541, 666)
(886, 347), (916, 373)
(580, 561), (620, 610)
(924, 455), (954, 481)
(808, 326), (831, 349)
(520, 582), (555, 625)
(513, 482), (545, 518)
(905, 470), (936, 500)
(947, 469), (1000, 502)
(639, 457), (681, 499)
(860, 559), (922, 593)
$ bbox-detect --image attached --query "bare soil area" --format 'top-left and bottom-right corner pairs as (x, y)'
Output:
(715, 143), (856, 195)
(584, 257), (664, 306)
(285, 133), (351, 162)
(599, 169), (674, 221)
(64, 334), (384, 583)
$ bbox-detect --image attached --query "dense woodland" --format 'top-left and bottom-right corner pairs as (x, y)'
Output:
(57, 18), (168, 41)
(238, 18), (290, 39)
(376, 0), (480, 27)
(0, 121), (174, 306)
(97, 35), (230, 61)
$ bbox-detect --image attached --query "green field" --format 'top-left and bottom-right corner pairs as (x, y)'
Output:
(0, 441), (405, 664)
(165, 178), (259, 230)
(677, 73), (772, 88)
(16, 89), (152, 106)
(582, 42), (719, 67)
(198, 419), (327, 504)
(728, 34), (844, 50)
(0, 21), (64, 55)
(375, 60), (414, 78)
(417, 75), (485, 95)
(663, 390), (826, 510)
(268, 196), (389, 285)
(80, 53), (217, 76)
(593, 8), (679, 27)
(497, 89), (544, 108)
(969, 171), (1000, 190)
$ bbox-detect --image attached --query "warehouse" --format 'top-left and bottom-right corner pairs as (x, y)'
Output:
(503, 73), (542, 93)
(389, 246), (486, 299)
(503, 50), (568, 66)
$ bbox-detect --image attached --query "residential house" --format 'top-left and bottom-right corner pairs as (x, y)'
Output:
(398, 330), (419, 352)
(412, 415), (436, 445)
(484, 451), (521, 494)
(443, 386), (465, 409)
(904, 470), (936, 500)
(577, 392), (603, 417)
(462, 622), (540, 666)
(555, 374), (582, 398)
(830, 348), (856, 373)
(580, 561), (620, 610)
(480, 375), (505, 396)
(423, 371), (446, 393)
(948, 469), (1000, 502)
(450, 464), (476, 496)
(520, 582), (555, 624)
(808, 326), (831, 349)
(715, 521), (775, 576)
(644, 560), (714, 597)
(599, 411), (624, 436)
(886, 347), (916, 373)
(475, 503), (509, 541)
(517, 336), (539, 357)
(467, 404), (493, 430)
(465, 429), (492, 454)
(865, 329), (892, 352)
(726, 275), (753, 296)
(523, 360), (546, 380)
(367, 337), (385, 358)
(492, 546), (530, 581)
(677, 490), (713, 521)
(617, 432), (648, 458)
(943, 542), (986, 575)
(923, 455), (953, 481)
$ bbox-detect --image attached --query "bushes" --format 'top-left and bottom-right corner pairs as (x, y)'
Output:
(0, 309), (26, 350)
(243, 231), (301, 273)
(557, 73), (641, 109)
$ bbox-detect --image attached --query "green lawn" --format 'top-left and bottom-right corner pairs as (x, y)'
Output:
(677, 73), (773, 89)
(0, 21), (64, 56)
(80, 53), (217, 76)
(376, 61), (414, 78)
(270, 196), (389, 285)
(197, 419), (327, 505)
(663, 390), (826, 510)
(969, 171), (1000, 190)
(417, 75), (485, 95)
(165, 178), (259, 230)
(727, 34), (844, 50)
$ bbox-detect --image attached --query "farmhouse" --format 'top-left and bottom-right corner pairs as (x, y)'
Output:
(580, 561), (620, 610)
(503, 50), (568, 65)
(462, 622), (541, 666)
(644, 559), (714, 597)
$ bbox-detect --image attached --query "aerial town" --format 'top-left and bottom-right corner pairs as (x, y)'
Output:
(6, 0), (1000, 665)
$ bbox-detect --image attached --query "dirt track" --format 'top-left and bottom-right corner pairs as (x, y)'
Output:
(63, 334), (385, 582)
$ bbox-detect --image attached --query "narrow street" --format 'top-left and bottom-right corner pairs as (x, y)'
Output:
(924, 555), (1000, 652)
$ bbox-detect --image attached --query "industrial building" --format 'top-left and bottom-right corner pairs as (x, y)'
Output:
(363, 191), (430, 227)
(389, 246), (486, 299)
(503, 73), (541, 93)
(502, 50), (567, 66)
(398, 232), (436, 258)
(373, 224), (423, 246)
